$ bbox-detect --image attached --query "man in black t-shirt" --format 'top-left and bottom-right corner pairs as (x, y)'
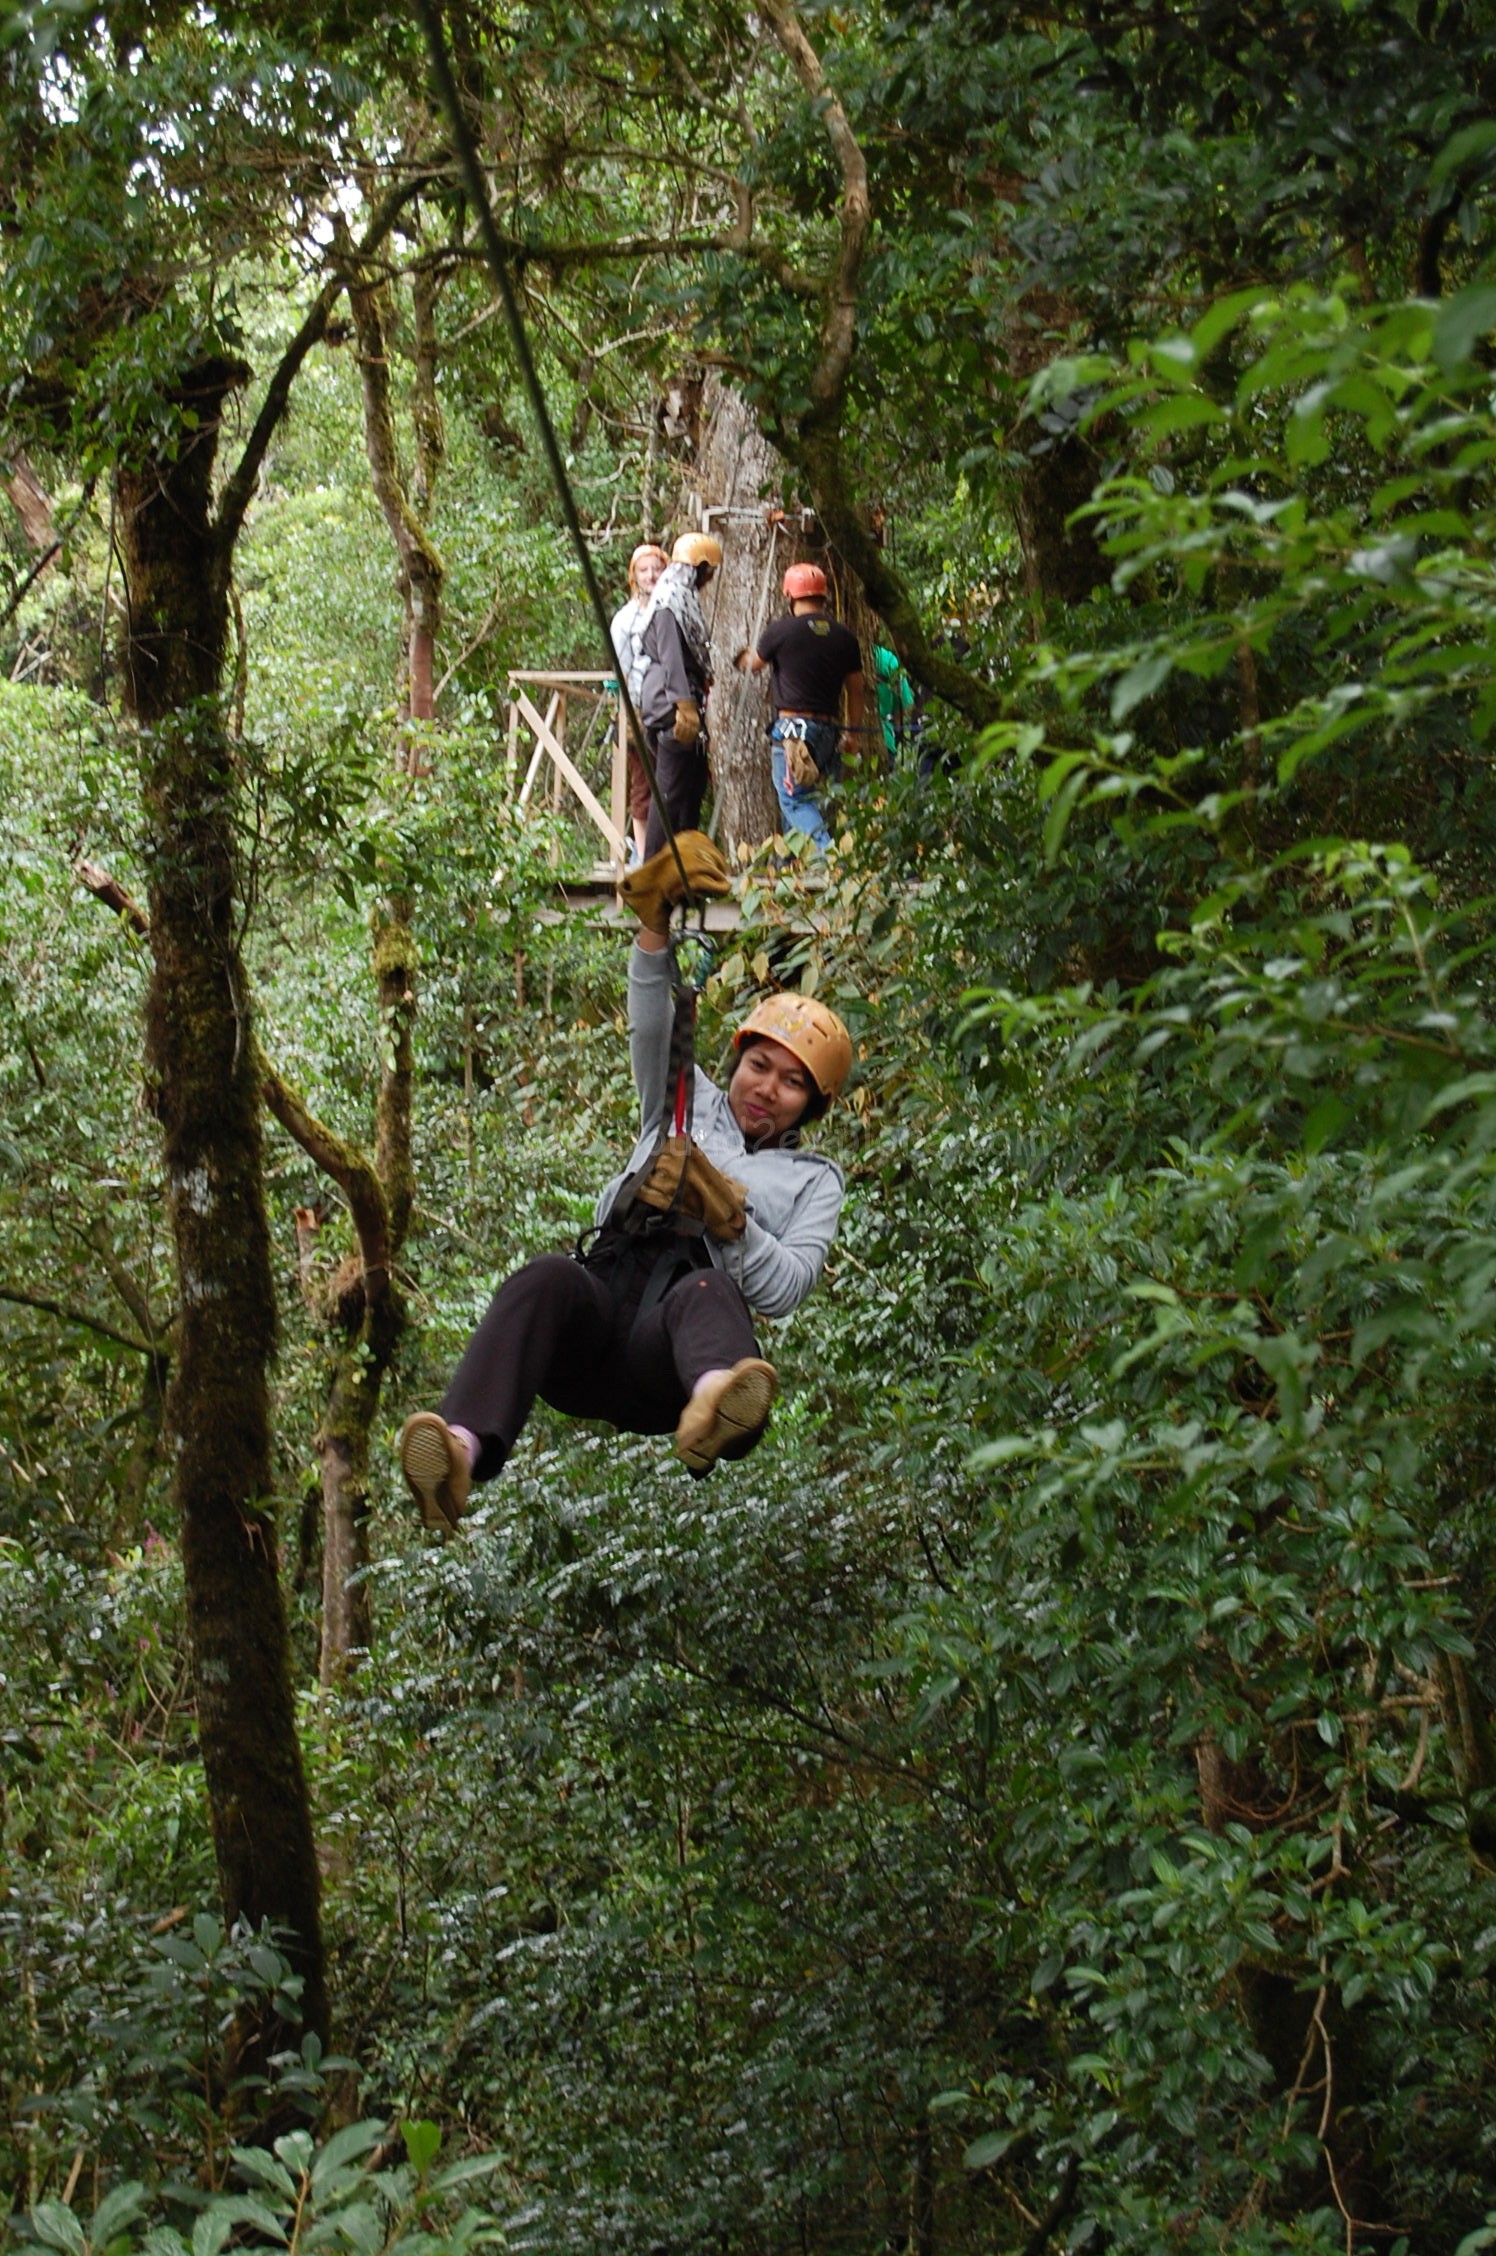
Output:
(735, 564), (865, 852)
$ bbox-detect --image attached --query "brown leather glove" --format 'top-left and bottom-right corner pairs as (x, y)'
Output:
(673, 698), (702, 745)
(634, 1135), (748, 1240)
(620, 829), (731, 934)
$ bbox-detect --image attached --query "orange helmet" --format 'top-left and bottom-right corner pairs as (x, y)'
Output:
(733, 991), (853, 1104)
(783, 562), (827, 600)
(672, 531), (724, 571)
(629, 542), (667, 588)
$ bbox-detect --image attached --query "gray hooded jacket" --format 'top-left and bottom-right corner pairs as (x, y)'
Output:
(595, 944), (845, 1320)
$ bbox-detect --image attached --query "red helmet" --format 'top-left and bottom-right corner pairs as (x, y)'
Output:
(732, 991), (853, 1102)
(783, 562), (827, 601)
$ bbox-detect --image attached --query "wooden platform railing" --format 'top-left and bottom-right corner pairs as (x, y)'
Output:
(505, 670), (627, 871)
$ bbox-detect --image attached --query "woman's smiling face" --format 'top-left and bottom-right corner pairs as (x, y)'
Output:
(728, 1036), (813, 1141)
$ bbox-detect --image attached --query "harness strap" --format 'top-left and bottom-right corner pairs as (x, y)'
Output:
(593, 927), (715, 1241)
(665, 955), (696, 1141)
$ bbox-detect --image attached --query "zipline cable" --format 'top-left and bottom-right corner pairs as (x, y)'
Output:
(414, 0), (695, 905)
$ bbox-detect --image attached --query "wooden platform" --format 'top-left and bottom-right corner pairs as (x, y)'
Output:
(535, 863), (831, 932)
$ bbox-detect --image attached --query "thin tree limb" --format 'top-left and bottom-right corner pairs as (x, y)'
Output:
(759, 0), (870, 419)
(0, 1284), (153, 1356)
(83, 1216), (173, 1369)
(0, 477), (98, 638)
(258, 1051), (393, 1302)
(216, 169), (440, 553)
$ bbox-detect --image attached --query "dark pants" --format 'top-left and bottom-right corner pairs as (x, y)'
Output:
(643, 723), (708, 857)
(439, 1251), (759, 1482)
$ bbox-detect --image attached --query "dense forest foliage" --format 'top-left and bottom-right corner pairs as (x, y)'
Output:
(4, 1), (1496, 2250)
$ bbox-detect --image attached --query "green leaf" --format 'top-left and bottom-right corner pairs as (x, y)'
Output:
(1042, 764), (1092, 864)
(963, 2129), (1019, 2169)
(1190, 285), (1277, 359)
(190, 2214), (235, 2256)
(401, 2121), (442, 2177)
(430, 2152), (506, 2191)
(31, 2205), (87, 2256)
(1301, 1095), (1347, 1154)
(1286, 386), (1332, 468)
(311, 2121), (384, 2191)
(1432, 287), (1496, 372)
(1137, 392), (1227, 438)
(1428, 119), (1496, 193)
(89, 2186), (149, 2248)
(231, 2149), (298, 2197)
(1111, 653), (1172, 723)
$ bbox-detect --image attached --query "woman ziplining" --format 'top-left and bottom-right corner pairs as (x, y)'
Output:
(400, 12), (852, 1533)
(398, 831), (853, 1533)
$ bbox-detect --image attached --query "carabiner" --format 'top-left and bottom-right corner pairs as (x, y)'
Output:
(671, 917), (718, 997)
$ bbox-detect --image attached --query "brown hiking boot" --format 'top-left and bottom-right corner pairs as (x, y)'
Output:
(674, 1358), (777, 1478)
(399, 1413), (472, 1537)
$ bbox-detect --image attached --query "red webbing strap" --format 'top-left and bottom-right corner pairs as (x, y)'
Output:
(664, 954), (697, 1142)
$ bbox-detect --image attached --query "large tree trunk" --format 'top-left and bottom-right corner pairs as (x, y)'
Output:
(689, 377), (895, 841)
(691, 379), (783, 853)
(117, 357), (328, 2051)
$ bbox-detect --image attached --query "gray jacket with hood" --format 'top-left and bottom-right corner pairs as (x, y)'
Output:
(594, 944), (845, 1320)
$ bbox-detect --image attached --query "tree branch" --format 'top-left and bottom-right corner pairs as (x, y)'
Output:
(1, 475), (97, 637)
(83, 1216), (173, 1370)
(439, 229), (730, 272)
(216, 168), (440, 553)
(74, 857), (149, 936)
(258, 1051), (393, 1303)
(0, 1283), (154, 1356)
(759, 0), (870, 421)
(750, 3), (1001, 733)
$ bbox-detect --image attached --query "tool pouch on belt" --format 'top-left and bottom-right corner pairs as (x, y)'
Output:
(780, 716), (820, 791)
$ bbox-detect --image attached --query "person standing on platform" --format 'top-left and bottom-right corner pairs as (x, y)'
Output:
(734, 564), (865, 854)
(637, 531), (723, 856)
(871, 640), (914, 768)
(610, 541), (668, 863)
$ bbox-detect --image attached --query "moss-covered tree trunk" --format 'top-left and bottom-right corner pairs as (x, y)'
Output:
(116, 357), (328, 2045)
(690, 379), (784, 851)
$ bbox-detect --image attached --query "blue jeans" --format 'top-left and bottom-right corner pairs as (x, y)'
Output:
(770, 718), (838, 851)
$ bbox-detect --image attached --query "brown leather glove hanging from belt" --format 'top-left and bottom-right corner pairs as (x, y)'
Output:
(633, 1135), (748, 1241)
(786, 739), (820, 790)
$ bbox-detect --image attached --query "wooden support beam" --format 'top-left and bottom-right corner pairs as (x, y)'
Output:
(513, 684), (626, 860)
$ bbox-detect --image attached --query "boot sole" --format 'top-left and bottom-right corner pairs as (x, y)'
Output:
(400, 1415), (466, 1537)
(676, 1360), (777, 1476)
